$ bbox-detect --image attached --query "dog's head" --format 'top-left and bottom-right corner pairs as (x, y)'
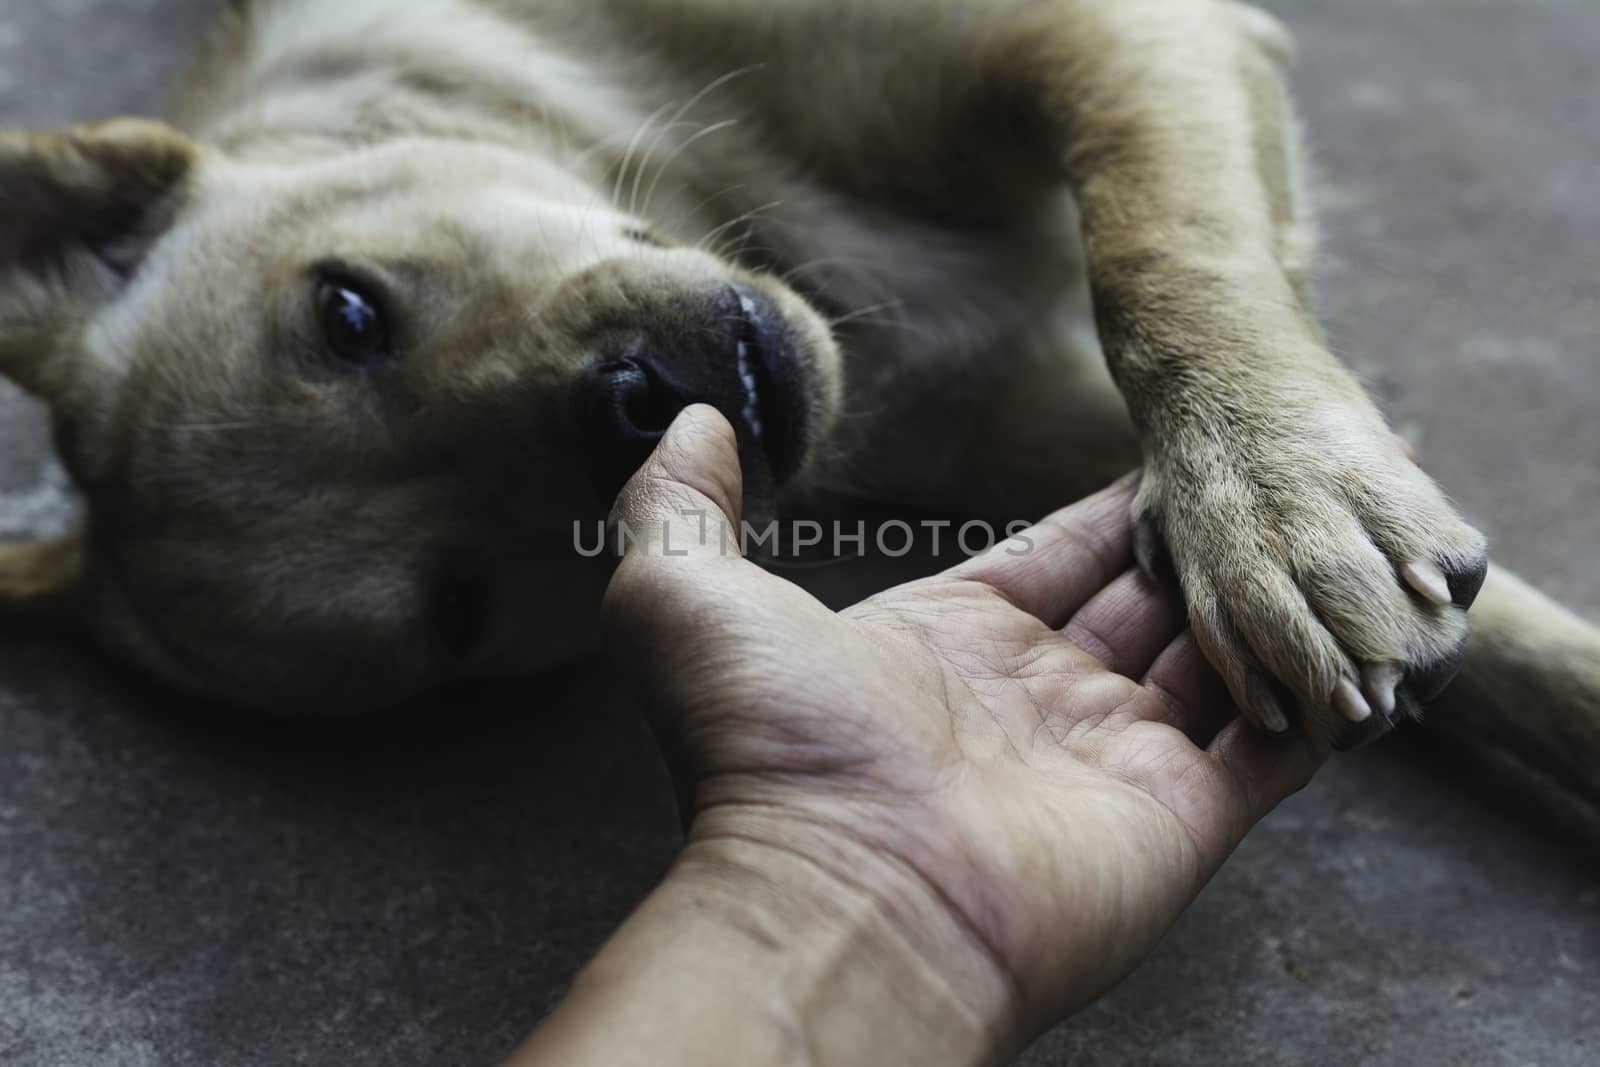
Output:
(0, 120), (842, 709)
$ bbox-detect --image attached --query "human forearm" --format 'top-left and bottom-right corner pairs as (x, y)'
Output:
(504, 825), (1020, 1067)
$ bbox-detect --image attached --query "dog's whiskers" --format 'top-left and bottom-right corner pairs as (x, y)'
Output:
(612, 101), (677, 215)
(667, 183), (748, 237)
(828, 299), (905, 329)
(641, 118), (739, 221)
(696, 201), (784, 256)
(154, 420), (281, 434)
(778, 255), (881, 288)
(635, 63), (761, 218)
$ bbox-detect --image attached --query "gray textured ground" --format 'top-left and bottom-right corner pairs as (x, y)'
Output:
(1, 1), (1597, 1064)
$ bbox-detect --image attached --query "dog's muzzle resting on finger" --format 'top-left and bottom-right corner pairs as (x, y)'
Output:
(0, 0), (1595, 795)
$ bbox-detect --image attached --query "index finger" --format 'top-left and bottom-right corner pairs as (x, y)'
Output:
(949, 473), (1140, 629)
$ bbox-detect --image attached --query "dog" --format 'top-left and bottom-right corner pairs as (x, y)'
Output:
(0, 0), (1595, 801)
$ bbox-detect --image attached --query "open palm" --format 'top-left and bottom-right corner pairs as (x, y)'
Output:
(604, 408), (1322, 1039)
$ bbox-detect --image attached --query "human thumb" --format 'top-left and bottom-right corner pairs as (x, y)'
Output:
(606, 404), (746, 564)
(600, 405), (771, 823)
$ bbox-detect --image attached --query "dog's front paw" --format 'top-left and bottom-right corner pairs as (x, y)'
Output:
(1137, 417), (1488, 750)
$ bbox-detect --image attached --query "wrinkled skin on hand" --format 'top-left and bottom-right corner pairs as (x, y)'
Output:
(603, 407), (1323, 1039)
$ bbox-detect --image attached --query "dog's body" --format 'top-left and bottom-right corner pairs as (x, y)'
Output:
(0, 0), (1595, 798)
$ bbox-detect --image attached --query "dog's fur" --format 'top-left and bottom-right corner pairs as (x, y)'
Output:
(0, 0), (1595, 798)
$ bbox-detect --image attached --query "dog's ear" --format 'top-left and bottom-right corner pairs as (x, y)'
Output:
(0, 119), (199, 401)
(0, 532), (86, 630)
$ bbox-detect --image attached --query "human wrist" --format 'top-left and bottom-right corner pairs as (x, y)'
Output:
(668, 813), (1026, 1065)
(511, 813), (1024, 1066)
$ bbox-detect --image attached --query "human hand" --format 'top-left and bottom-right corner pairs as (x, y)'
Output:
(512, 406), (1323, 1066)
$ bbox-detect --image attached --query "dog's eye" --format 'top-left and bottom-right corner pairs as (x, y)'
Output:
(623, 226), (665, 248)
(316, 277), (391, 367)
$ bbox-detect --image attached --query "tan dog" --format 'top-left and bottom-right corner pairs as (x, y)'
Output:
(0, 0), (1595, 798)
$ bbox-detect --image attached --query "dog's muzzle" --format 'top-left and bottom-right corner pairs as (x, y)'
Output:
(574, 283), (808, 508)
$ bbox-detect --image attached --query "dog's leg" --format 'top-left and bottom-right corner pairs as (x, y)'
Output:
(1003, 0), (1491, 747)
(608, 0), (1510, 748)
(1425, 570), (1600, 808)
(1017, 4), (1596, 791)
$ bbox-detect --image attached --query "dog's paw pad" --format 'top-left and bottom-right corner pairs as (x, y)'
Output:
(1404, 634), (1471, 703)
(1333, 706), (1401, 752)
(1444, 555), (1489, 610)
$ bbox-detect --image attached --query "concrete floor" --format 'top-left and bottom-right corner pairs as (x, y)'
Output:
(1, 1), (1596, 1064)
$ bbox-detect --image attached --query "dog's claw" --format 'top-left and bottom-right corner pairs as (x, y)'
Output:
(1258, 699), (1291, 734)
(1333, 678), (1373, 723)
(1401, 559), (1452, 606)
(1139, 417), (1485, 752)
(1361, 662), (1402, 718)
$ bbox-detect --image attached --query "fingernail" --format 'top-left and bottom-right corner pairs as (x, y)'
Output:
(1334, 678), (1373, 723)
(1361, 662), (1402, 718)
(1401, 560), (1452, 606)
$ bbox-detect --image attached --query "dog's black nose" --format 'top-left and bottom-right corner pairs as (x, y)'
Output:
(575, 284), (805, 508)
(576, 355), (695, 500)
